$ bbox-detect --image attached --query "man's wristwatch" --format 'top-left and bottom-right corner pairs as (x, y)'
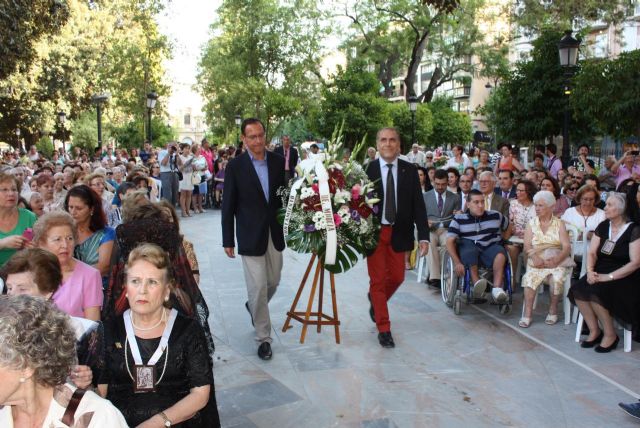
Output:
(159, 411), (172, 427)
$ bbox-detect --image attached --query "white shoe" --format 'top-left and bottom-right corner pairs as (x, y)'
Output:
(492, 288), (508, 304)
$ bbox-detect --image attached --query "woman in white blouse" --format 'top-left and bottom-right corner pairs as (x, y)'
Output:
(561, 185), (606, 257)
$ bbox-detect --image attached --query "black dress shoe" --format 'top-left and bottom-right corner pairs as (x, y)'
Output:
(429, 280), (442, 289)
(367, 293), (375, 323)
(245, 301), (254, 327)
(257, 342), (272, 360)
(378, 332), (395, 348)
(580, 331), (604, 348)
(595, 336), (619, 353)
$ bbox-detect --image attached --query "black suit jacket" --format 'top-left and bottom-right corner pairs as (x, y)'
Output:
(273, 145), (299, 174)
(221, 151), (286, 256)
(366, 159), (429, 253)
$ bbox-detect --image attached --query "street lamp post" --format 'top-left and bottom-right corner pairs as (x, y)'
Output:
(146, 91), (158, 144)
(234, 114), (242, 147)
(91, 93), (109, 153)
(57, 111), (66, 152)
(558, 30), (581, 168)
(408, 96), (418, 152)
(484, 82), (499, 148)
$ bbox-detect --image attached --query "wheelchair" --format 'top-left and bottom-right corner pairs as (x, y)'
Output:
(440, 242), (514, 316)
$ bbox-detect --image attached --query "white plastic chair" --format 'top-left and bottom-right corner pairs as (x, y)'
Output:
(575, 313), (632, 352)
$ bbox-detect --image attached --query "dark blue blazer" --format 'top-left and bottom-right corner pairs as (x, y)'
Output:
(221, 151), (286, 256)
(273, 145), (299, 173)
(494, 185), (516, 199)
(365, 159), (429, 254)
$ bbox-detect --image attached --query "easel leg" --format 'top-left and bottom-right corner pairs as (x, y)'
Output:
(330, 272), (341, 344)
(317, 261), (325, 333)
(300, 259), (322, 343)
(282, 253), (316, 332)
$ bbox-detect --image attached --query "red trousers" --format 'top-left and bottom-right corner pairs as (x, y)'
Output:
(366, 225), (405, 332)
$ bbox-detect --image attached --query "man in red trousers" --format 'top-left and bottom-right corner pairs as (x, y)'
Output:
(365, 127), (429, 348)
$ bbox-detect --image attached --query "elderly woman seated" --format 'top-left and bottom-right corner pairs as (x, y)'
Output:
(33, 211), (103, 320)
(0, 295), (127, 426)
(519, 190), (573, 328)
(569, 192), (640, 353)
(3, 247), (104, 389)
(98, 243), (220, 427)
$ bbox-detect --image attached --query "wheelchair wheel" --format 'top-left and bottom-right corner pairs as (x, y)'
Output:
(441, 254), (457, 306)
(453, 294), (461, 315)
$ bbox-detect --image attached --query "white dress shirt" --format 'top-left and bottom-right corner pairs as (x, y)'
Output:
(379, 157), (398, 225)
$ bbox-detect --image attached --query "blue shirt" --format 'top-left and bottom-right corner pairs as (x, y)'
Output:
(248, 150), (269, 201)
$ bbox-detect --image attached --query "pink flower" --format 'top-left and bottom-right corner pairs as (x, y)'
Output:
(312, 183), (319, 193)
(333, 213), (342, 227)
(351, 184), (361, 200)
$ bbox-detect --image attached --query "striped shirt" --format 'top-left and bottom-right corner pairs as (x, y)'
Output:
(447, 210), (509, 248)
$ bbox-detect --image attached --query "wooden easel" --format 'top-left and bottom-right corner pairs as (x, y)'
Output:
(282, 253), (341, 344)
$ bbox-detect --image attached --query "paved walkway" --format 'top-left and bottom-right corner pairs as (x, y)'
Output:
(182, 210), (640, 428)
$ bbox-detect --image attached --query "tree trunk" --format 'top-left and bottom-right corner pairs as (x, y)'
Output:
(404, 30), (430, 99)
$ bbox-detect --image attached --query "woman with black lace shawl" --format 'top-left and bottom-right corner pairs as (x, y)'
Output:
(102, 202), (214, 355)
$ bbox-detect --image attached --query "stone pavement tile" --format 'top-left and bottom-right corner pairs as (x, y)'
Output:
(361, 418), (397, 428)
(216, 379), (302, 421)
(244, 399), (339, 428)
(221, 415), (259, 428)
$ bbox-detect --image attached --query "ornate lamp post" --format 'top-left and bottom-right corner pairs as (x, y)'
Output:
(91, 93), (109, 153)
(408, 96), (418, 152)
(146, 91), (158, 144)
(234, 114), (242, 147)
(558, 30), (581, 168)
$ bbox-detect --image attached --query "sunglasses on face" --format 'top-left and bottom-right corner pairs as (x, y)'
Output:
(569, 187), (578, 191)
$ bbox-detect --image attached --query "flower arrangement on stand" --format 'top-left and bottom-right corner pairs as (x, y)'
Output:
(278, 128), (381, 273)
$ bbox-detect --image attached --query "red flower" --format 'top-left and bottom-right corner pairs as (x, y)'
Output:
(302, 194), (322, 211)
(328, 169), (346, 194)
(349, 196), (373, 218)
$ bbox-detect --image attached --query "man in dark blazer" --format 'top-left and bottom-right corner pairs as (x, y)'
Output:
(222, 118), (286, 360)
(479, 170), (510, 219)
(494, 169), (517, 199)
(365, 127), (429, 349)
(423, 169), (461, 287)
(273, 135), (299, 182)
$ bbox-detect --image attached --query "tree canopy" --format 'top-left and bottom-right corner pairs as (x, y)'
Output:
(197, 0), (327, 140)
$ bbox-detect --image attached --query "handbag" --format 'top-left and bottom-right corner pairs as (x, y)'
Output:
(191, 173), (202, 185)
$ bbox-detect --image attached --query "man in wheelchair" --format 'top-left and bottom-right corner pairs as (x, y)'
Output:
(445, 189), (512, 304)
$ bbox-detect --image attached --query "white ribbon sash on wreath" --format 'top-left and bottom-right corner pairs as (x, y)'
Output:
(123, 308), (177, 365)
(282, 158), (337, 265)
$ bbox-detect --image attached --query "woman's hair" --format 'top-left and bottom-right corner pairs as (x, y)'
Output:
(575, 184), (599, 205)
(64, 185), (106, 232)
(517, 179), (537, 201)
(446, 167), (460, 178)
(533, 190), (556, 207)
(625, 183), (640, 223)
(191, 143), (200, 154)
(156, 200), (182, 235)
(121, 190), (153, 223)
(2, 248), (62, 295)
(126, 244), (175, 300)
(82, 172), (105, 187)
(0, 295), (76, 387)
(0, 172), (20, 192)
(540, 176), (561, 198)
(607, 192), (627, 219)
(33, 211), (78, 244)
(617, 178), (635, 193)
(35, 174), (54, 187)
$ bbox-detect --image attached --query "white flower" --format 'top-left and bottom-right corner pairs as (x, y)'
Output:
(300, 187), (315, 199)
(333, 190), (351, 204)
(312, 211), (327, 230)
